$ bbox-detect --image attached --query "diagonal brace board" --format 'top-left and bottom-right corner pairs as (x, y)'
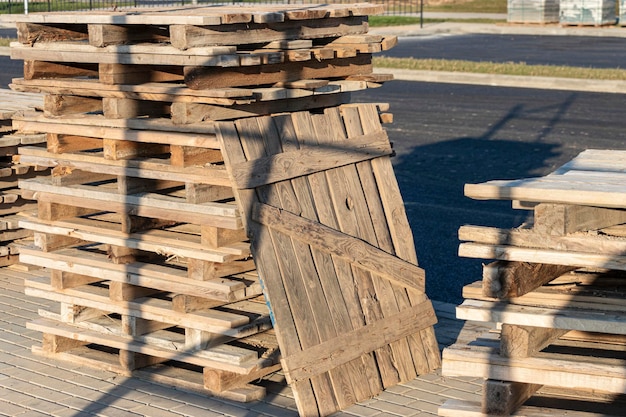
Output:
(228, 131), (393, 189)
(281, 298), (437, 384)
(252, 202), (425, 293)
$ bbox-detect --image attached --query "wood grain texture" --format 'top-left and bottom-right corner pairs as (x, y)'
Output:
(216, 104), (439, 416)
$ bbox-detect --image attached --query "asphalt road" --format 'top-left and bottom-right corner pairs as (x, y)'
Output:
(383, 33), (626, 68)
(1, 33), (626, 303)
(353, 82), (626, 303)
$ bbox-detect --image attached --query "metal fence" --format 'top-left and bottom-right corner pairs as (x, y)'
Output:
(0, 0), (422, 15)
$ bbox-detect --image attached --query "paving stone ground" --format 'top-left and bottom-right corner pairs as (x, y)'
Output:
(0, 265), (489, 417)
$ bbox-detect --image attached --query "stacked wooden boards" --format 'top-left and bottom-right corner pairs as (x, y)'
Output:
(0, 89), (46, 266)
(8, 3), (440, 415)
(507, 0), (560, 23)
(560, 0), (617, 25)
(439, 149), (626, 416)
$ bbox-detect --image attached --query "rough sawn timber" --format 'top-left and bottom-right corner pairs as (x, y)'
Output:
(216, 104), (440, 417)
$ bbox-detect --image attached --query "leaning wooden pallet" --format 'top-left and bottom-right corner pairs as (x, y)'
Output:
(217, 103), (441, 417)
(440, 149), (626, 416)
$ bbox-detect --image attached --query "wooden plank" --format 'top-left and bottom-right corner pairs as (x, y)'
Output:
(24, 60), (98, 80)
(482, 260), (576, 299)
(11, 77), (253, 104)
(500, 324), (568, 358)
(19, 146), (232, 187)
(483, 380), (543, 415)
(442, 342), (626, 394)
(27, 273), (261, 328)
(88, 24), (169, 47)
(456, 299), (626, 335)
(281, 299), (436, 384)
(462, 276), (626, 313)
(533, 203), (626, 235)
(217, 117), (320, 416)
(46, 133), (103, 154)
(460, 224), (626, 258)
(28, 318), (270, 374)
(20, 178), (242, 229)
(464, 171), (626, 208)
(8, 4), (382, 26)
(459, 241), (626, 272)
(252, 203), (425, 292)
(169, 16), (367, 49)
(184, 55), (372, 90)
(17, 22), (88, 44)
(13, 114), (219, 146)
(228, 131), (391, 189)
(20, 247), (250, 303)
(44, 94), (102, 117)
(18, 217), (248, 263)
(171, 93), (352, 123)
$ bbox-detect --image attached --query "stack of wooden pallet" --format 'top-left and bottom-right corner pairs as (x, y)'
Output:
(507, 0), (560, 24)
(439, 149), (626, 416)
(9, 4), (440, 415)
(560, 0), (617, 25)
(0, 89), (46, 267)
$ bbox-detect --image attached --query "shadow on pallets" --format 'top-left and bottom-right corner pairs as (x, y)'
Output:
(440, 149), (626, 417)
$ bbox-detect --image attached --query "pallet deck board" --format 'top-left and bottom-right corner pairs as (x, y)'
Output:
(10, 4), (383, 26)
(20, 246), (257, 302)
(25, 273), (263, 329)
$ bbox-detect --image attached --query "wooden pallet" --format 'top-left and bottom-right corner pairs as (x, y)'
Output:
(461, 149), (626, 298)
(29, 322), (280, 402)
(12, 4), (382, 48)
(10, 4), (395, 93)
(441, 149), (626, 416)
(217, 103), (440, 416)
(10, 77), (389, 108)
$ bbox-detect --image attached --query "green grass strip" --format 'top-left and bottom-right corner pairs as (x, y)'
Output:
(368, 16), (505, 26)
(374, 57), (626, 80)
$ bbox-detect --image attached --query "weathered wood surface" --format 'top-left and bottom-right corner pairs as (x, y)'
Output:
(442, 337), (626, 394)
(10, 3), (383, 26)
(18, 147), (229, 187)
(28, 315), (276, 374)
(482, 379), (543, 415)
(463, 271), (626, 313)
(19, 176), (242, 228)
(21, 247), (260, 304)
(11, 77), (388, 106)
(481, 260), (575, 299)
(456, 299), (626, 335)
(217, 104), (440, 416)
(0, 89), (43, 119)
(19, 215), (249, 263)
(465, 149), (626, 208)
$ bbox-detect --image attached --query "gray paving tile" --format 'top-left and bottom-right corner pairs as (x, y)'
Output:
(339, 404), (383, 416)
(128, 405), (184, 417)
(0, 399), (29, 417)
(168, 404), (224, 417)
